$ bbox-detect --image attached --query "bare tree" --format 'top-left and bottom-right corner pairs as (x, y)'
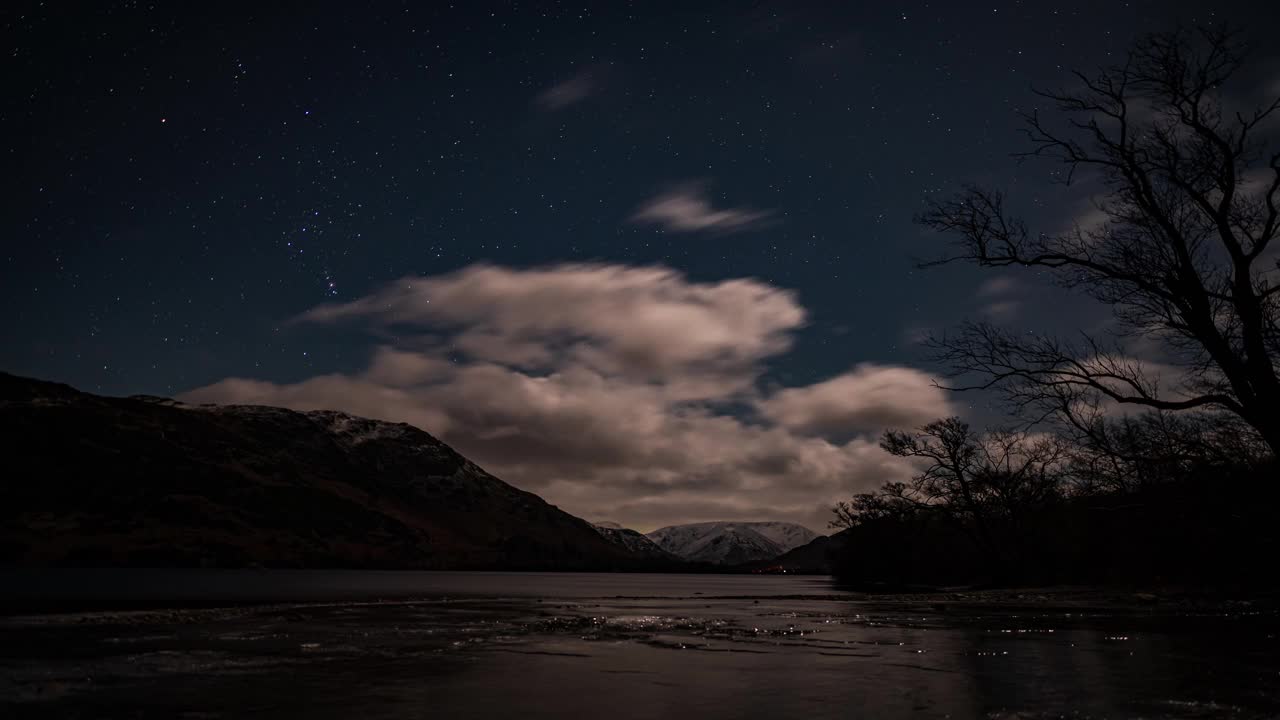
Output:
(834, 418), (1069, 571)
(829, 484), (920, 530)
(919, 27), (1280, 456)
(1062, 402), (1271, 492)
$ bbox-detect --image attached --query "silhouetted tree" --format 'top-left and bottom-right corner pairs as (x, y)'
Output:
(834, 418), (1069, 576)
(919, 27), (1280, 456)
(1063, 404), (1272, 492)
(829, 483), (921, 529)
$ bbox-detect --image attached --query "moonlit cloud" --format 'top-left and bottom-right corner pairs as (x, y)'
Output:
(757, 364), (951, 438)
(976, 276), (1018, 297)
(630, 182), (773, 234)
(299, 263), (804, 385)
(980, 300), (1021, 321)
(975, 275), (1021, 321)
(535, 66), (604, 110)
(184, 263), (950, 531)
(1073, 205), (1113, 234)
(901, 326), (933, 346)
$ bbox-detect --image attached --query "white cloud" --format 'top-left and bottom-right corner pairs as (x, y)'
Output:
(757, 364), (951, 437)
(300, 263), (804, 387)
(184, 263), (948, 531)
(630, 182), (773, 234)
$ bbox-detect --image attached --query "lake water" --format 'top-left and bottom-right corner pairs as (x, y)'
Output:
(2, 570), (1277, 719)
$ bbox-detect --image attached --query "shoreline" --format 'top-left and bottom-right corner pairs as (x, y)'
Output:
(3, 567), (1275, 616)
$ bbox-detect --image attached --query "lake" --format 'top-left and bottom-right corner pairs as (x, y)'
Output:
(2, 570), (1277, 718)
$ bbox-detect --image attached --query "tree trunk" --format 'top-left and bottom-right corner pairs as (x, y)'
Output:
(1252, 411), (1280, 460)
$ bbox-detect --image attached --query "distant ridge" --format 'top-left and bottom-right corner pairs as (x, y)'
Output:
(742, 531), (850, 573)
(590, 521), (677, 561)
(646, 521), (822, 565)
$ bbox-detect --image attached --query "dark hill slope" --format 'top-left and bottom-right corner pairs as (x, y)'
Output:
(0, 372), (640, 570)
(745, 531), (850, 573)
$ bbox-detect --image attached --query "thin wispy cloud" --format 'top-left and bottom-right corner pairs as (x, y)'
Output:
(535, 66), (604, 110)
(902, 326), (933, 345)
(976, 275), (1021, 321)
(630, 182), (774, 235)
(976, 276), (1018, 297)
(980, 300), (1021, 321)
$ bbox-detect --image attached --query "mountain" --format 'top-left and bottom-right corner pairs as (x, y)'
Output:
(745, 531), (850, 573)
(0, 372), (646, 570)
(590, 521), (677, 561)
(646, 521), (822, 565)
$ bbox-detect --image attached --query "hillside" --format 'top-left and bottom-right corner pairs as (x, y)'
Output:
(746, 531), (849, 573)
(590, 522), (677, 561)
(0, 372), (647, 570)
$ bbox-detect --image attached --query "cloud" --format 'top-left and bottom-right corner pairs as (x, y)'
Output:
(1072, 205), (1113, 238)
(630, 182), (773, 234)
(902, 326), (933, 345)
(1047, 192), (1113, 241)
(976, 276), (1018, 297)
(365, 346), (454, 386)
(757, 364), (951, 437)
(535, 66), (603, 110)
(184, 263), (948, 531)
(300, 263), (804, 387)
(1240, 167), (1279, 199)
(980, 300), (1021, 322)
(975, 275), (1021, 321)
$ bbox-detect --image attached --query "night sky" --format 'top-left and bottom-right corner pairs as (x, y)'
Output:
(5, 1), (1278, 530)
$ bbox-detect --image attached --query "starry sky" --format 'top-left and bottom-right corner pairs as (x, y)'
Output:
(5, 1), (1279, 531)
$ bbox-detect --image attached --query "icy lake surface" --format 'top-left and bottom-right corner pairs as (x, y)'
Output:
(1, 570), (1277, 718)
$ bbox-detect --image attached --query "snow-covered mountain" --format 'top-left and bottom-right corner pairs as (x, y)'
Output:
(646, 522), (822, 565)
(590, 521), (675, 560)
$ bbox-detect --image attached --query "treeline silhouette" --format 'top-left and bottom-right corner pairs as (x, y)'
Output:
(831, 26), (1280, 589)
(828, 417), (1278, 588)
